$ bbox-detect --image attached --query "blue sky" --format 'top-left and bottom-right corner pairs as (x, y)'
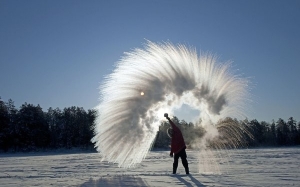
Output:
(1, 0), (299, 122)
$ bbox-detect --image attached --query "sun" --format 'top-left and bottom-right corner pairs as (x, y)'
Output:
(140, 92), (144, 96)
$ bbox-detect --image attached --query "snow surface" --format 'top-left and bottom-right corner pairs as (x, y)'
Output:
(0, 148), (299, 186)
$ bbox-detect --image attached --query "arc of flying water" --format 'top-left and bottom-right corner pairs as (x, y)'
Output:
(92, 41), (250, 168)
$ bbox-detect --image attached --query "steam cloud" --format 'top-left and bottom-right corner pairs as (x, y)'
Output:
(92, 41), (249, 168)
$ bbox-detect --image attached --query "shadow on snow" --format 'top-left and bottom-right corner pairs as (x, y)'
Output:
(79, 174), (205, 187)
(171, 174), (205, 187)
(79, 175), (149, 187)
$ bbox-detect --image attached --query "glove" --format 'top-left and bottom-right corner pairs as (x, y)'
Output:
(170, 152), (173, 157)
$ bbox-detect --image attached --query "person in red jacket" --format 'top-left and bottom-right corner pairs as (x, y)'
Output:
(164, 113), (189, 175)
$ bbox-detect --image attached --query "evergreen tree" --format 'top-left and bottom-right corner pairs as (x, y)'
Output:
(297, 121), (300, 144)
(46, 107), (63, 148)
(287, 117), (297, 145)
(261, 121), (273, 146)
(270, 120), (277, 146)
(154, 120), (171, 148)
(17, 103), (50, 151)
(84, 109), (96, 148)
(0, 97), (9, 151)
(276, 118), (289, 145)
(247, 119), (264, 146)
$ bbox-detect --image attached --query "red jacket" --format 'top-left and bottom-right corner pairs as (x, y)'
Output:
(168, 118), (186, 155)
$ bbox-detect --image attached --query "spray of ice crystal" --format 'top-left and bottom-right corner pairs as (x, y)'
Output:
(92, 41), (251, 168)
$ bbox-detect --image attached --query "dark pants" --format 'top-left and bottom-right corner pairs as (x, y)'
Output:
(173, 148), (189, 174)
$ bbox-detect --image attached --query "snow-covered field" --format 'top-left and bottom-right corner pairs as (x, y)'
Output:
(0, 147), (299, 187)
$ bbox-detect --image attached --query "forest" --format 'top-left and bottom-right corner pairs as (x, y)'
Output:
(1, 97), (300, 152)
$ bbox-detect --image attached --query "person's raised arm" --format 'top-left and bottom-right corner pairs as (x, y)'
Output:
(164, 113), (177, 129)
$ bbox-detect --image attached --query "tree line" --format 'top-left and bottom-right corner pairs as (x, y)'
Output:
(0, 98), (96, 152)
(242, 117), (300, 147)
(154, 117), (300, 148)
(1, 97), (300, 152)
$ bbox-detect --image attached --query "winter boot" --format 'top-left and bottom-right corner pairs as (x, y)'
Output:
(182, 160), (189, 174)
(185, 166), (189, 175)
